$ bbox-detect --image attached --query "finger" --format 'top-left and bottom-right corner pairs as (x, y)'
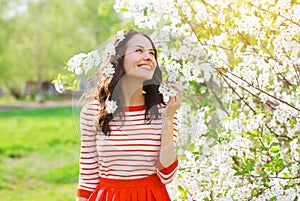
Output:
(168, 96), (179, 106)
(170, 95), (181, 106)
(169, 84), (183, 98)
(171, 85), (182, 102)
(167, 96), (175, 103)
(171, 84), (183, 100)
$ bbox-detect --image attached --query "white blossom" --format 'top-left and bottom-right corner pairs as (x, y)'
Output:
(106, 100), (118, 114)
(66, 53), (87, 73)
(89, 50), (101, 66)
(105, 41), (116, 56)
(82, 50), (101, 74)
(52, 0), (300, 199)
(53, 81), (65, 93)
(158, 83), (177, 99)
(82, 56), (94, 74)
(74, 67), (83, 75)
(116, 30), (125, 42)
(103, 63), (115, 77)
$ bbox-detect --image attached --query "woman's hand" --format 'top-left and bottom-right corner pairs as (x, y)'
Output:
(159, 83), (182, 168)
(164, 83), (183, 118)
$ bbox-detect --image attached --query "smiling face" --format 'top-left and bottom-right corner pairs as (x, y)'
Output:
(123, 34), (157, 81)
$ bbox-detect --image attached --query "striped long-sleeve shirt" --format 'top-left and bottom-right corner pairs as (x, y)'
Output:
(77, 100), (179, 198)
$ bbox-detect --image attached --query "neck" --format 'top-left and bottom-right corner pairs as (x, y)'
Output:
(121, 76), (145, 106)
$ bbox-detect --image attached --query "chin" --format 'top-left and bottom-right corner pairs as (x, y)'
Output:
(130, 73), (154, 81)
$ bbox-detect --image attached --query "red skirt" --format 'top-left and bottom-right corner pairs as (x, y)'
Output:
(87, 174), (171, 201)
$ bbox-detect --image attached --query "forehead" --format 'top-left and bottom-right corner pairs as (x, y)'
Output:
(126, 34), (153, 49)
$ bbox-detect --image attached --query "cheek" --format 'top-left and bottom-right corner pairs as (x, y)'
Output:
(152, 59), (158, 69)
(123, 56), (133, 73)
(123, 62), (130, 74)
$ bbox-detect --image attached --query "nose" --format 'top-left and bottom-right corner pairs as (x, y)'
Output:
(143, 51), (152, 61)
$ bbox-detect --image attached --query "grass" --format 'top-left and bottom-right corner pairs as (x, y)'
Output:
(0, 94), (72, 106)
(0, 107), (81, 201)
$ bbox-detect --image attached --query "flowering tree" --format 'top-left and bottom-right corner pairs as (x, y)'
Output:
(53, 0), (300, 200)
(113, 0), (300, 200)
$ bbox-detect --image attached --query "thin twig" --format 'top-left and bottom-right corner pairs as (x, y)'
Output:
(247, 2), (300, 28)
(225, 70), (300, 112)
(219, 72), (257, 114)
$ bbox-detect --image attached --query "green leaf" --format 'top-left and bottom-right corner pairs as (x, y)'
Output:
(270, 147), (279, 153)
(203, 98), (210, 106)
(178, 185), (189, 200)
(175, 38), (181, 48)
(120, 8), (128, 13)
(290, 117), (297, 126)
(200, 86), (207, 94)
(209, 190), (214, 200)
(270, 142), (279, 147)
(264, 163), (272, 168)
(189, 144), (197, 152)
(232, 164), (240, 172)
(234, 172), (244, 176)
(291, 84), (297, 92)
(178, 185), (184, 192)
(208, 129), (218, 140)
(266, 136), (271, 146)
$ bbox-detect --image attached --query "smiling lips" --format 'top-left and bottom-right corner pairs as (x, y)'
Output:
(138, 64), (153, 71)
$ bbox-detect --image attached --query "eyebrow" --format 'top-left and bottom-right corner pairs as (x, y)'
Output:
(132, 45), (154, 50)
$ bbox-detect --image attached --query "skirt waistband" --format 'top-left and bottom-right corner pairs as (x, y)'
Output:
(99, 174), (162, 188)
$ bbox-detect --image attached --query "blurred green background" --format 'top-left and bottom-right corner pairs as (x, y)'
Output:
(0, 0), (134, 200)
(0, 107), (78, 200)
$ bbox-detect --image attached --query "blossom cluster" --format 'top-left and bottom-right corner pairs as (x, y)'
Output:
(114, 0), (300, 200)
(158, 83), (177, 99)
(105, 100), (118, 114)
(52, 50), (101, 93)
(67, 50), (101, 75)
(53, 31), (128, 93)
(52, 1), (300, 198)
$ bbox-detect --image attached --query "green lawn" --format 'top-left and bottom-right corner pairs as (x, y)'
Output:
(0, 107), (81, 201)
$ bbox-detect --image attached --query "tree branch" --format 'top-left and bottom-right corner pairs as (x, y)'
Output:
(247, 2), (300, 28)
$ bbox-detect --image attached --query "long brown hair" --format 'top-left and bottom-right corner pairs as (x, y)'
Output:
(95, 30), (165, 135)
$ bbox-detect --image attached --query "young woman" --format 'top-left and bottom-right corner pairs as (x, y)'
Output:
(76, 30), (182, 201)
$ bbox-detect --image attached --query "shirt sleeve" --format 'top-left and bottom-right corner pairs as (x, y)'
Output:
(156, 112), (179, 184)
(76, 101), (101, 198)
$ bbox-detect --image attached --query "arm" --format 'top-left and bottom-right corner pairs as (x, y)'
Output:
(157, 84), (182, 184)
(76, 102), (101, 199)
(159, 114), (178, 167)
(76, 197), (88, 201)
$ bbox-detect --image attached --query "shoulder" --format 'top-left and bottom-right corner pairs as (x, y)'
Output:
(80, 100), (101, 117)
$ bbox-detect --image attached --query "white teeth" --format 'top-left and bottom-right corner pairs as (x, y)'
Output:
(139, 65), (152, 70)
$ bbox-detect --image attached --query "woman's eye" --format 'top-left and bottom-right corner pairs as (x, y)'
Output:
(135, 49), (143, 53)
(149, 51), (155, 56)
